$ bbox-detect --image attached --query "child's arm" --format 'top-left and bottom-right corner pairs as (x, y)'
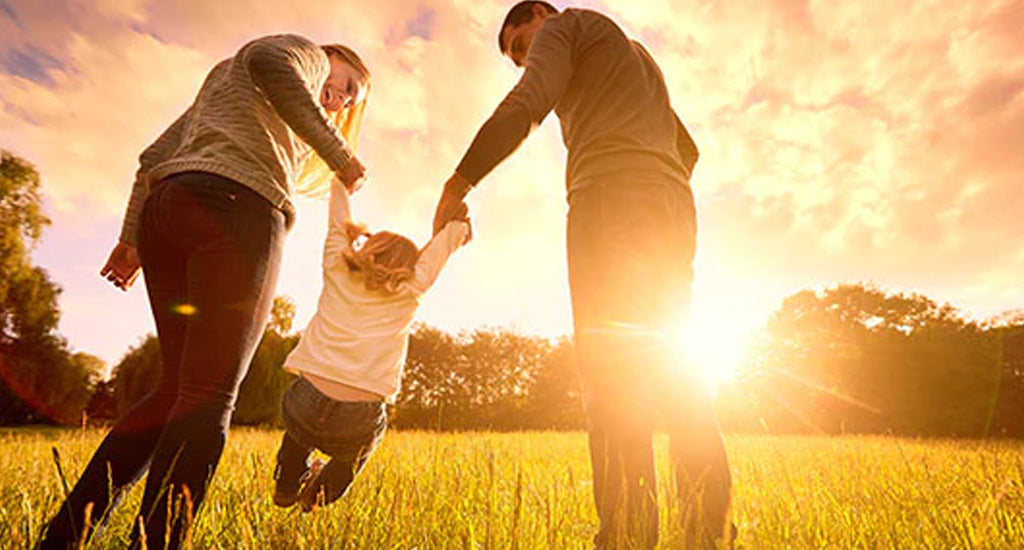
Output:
(322, 179), (365, 267)
(407, 216), (470, 295)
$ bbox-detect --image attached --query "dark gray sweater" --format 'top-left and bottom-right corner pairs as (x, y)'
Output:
(456, 8), (698, 193)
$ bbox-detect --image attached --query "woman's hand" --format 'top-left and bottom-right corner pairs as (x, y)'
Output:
(336, 156), (366, 192)
(100, 241), (141, 291)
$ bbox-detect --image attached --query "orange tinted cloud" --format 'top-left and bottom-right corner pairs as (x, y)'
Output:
(1, 0), (1021, 363)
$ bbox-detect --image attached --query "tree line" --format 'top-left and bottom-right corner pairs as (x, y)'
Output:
(715, 284), (1024, 437)
(0, 151), (103, 425)
(3, 150), (1024, 436)
(88, 300), (586, 431)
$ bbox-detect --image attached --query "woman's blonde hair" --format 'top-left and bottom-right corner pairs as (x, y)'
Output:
(343, 225), (420, 294)
(294, 44), (371, 197)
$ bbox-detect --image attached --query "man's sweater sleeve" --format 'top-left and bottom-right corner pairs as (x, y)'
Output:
(117, 107), (192, 245)
(241, 35), (354, 174)
(455, 16), (576, 185)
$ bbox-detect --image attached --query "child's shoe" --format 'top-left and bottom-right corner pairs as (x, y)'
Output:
(298, 458), (327, 512)
(273, 463), (302, 508)
(273, 459), (320, 508)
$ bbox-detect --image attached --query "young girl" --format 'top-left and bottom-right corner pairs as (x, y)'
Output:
(273, 180), (469, 511)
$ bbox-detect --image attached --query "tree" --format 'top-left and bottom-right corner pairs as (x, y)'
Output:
(110, 296), (300, 425)
(394, 324), (463, 429)
(233, 296), (299, 425)
(522, 337), (585, 429)
(395, 326), (583, 430)
(987, 312), (1024, 436)
(727, 283), (1000, 436)
(111, 334), (163, 417)
(86, 379), (118, 424)
(0, 151), (97, 425)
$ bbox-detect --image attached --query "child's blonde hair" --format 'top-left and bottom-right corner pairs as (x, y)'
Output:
(342, 224), (420, 294)
(295, 44), (371, 198)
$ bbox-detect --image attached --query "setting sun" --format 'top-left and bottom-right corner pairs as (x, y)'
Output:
(672, 281), (766, 390)
(676, 318), (745, 389)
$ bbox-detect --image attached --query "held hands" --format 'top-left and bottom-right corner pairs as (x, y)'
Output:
(336, 155), (367, 193)
(100, 241), (141, 291)
(449, 200), (473, 245)
(433, 172), (473, 236)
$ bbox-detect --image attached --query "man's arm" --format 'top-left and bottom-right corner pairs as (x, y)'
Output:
(454, 17), (576, 186)
(433, 173), (473, 235)
(434, 16), (577, 233)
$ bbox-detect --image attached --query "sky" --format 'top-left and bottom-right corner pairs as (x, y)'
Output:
(1, 0), (1022, 371)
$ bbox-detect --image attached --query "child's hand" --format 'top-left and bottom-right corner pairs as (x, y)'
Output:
(462, 218), (473, 245)
(344, 221), (368, 243)
(452, 201), (472, 245)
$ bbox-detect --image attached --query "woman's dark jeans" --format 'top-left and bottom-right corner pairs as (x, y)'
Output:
(37, 171), (285, 550)
(567, 180), (732, 549)
(275, 377), (387, 506)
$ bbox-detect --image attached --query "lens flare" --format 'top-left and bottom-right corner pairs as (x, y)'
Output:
(173, 304), (197, 316)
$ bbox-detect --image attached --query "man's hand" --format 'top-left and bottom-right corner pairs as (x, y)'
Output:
(336, 155), (367, 192)
(101, 241), (141, 291)
(433, 172), (473, 235)
(445, 200), (474, 245)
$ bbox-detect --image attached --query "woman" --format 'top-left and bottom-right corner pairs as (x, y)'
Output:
(37, 35), (371, 550)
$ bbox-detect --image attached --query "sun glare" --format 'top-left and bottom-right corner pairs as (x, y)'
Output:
(674, 318), (746, 389)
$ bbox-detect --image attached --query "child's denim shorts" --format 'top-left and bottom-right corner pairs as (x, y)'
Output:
(280, 376), (387, 458)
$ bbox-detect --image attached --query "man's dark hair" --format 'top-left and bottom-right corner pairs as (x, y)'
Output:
(498, 1), (559, 53)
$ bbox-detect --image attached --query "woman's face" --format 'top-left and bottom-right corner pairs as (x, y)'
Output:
(320, 56), (368, 113)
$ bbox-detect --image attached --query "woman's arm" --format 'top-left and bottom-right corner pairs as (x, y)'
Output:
(241, 35), (355, 178)
(106, 105), (193, 289)
(117, 107), (193, 246)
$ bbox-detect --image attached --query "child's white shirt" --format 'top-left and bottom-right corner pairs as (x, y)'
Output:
(284, 184), (468, 402)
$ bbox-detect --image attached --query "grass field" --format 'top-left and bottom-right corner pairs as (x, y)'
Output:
(2, 428), (1024, 549)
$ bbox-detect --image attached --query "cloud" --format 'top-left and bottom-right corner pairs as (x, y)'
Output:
(591, 0), (1024, 315)
(2, 0), (566, 362)
(1, 0), (1022, 363)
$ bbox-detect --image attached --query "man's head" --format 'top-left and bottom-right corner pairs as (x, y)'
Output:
(498, 1), (559, 68)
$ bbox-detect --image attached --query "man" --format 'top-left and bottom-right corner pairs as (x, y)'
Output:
(432, 2), (733, 548)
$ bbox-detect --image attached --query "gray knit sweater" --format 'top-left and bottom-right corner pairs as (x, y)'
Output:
(456, 9), (698, 193)
(118, 34), (355, 245)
